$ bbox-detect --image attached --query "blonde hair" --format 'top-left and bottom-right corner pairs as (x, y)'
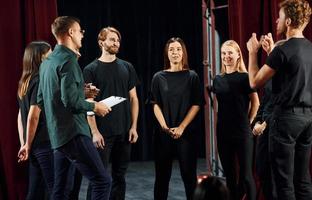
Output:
(220, 40), (247, 74)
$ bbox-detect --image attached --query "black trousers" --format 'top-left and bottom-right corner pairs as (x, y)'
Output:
(217, 136), (256, 200)
(270, 107), (312, 200)
(255, 125), (277, 200)
(88, 134), (131, 200)
(154, 130), (197, 200)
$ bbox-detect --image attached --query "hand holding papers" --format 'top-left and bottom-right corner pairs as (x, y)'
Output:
(87, 96), (126, 116)
(100, 96), (127, 107)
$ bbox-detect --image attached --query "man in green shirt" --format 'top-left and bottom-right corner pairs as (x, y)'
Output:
(37, 16), (112, 200)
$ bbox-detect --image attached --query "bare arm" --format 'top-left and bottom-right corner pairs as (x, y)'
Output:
(153, 104), (170, 132)
(17, 109), (24, 146)
(86, 97), (105, 149)
(128, 87), (139, 143)
(247, 33), (276, 88)
(25, 105), (41, 147)
(248, 92), (260, 124)
(18, 105), (41, 162)
(171, 105), (200, 139)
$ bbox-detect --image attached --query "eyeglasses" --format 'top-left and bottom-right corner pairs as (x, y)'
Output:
(80, 30), (85, 35)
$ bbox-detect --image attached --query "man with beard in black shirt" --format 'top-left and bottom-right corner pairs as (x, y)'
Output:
(84, 27), (139, 200)
(247, 0), (312, 199)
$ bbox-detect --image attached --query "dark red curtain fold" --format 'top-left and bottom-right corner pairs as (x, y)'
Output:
(229, 0), (312, 63)
(0, 1), (57, 199)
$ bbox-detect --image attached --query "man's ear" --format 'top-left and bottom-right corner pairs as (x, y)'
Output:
(286, 18), (291, 26)
(68, 28), (74, 37)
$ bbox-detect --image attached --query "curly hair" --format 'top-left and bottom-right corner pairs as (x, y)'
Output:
(279, 0), (311, 28)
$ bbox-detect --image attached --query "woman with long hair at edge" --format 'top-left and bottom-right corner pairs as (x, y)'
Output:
(17, 41), (54, 199)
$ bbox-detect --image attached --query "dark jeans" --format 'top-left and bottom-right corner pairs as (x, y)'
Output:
(88, 134), (131, 200)
(52, 135), (112, 200)
(270, 107), (312, 200)
(256, 126), (277, 200)
(217, 136), (256, 200)
(154, 130), (197, 200)
(26, 142), (54, 200)
(66, 164), (83, 200)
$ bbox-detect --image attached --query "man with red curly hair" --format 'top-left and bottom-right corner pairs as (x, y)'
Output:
(247, 0), (312, 199)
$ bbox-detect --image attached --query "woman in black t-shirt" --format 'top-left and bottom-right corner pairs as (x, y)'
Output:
(17, 41), (54, 199)
(212, 40), (259, 200)
(151, 37), (201, 200)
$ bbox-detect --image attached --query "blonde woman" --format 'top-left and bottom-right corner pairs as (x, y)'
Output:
(212, 40), (259, 200)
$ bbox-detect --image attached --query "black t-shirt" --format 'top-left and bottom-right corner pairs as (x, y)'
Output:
(151, 70), (201, 131)
(83, 58), (139, 136)
(17, 74), (50, 147)
(212, 72), (254, 138)
(266, 38), (312, 107)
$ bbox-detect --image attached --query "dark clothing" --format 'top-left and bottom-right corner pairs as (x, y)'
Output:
(53, 135), (112, 200)
(98, 134), (131, 200)
(256, 127), (277, 200)
(27, 142), (54, 200)
(213, 72), (255, 139)
(254, 80), (277, 200)
(154, 130), (197, 200)
(212, 72), (256, 200)
(83, 58), (138, 200)
(270, 108), (312, 200)
(38, 45), (94, 149)
(254, 79), (274, 123)
(18, 74), (49, 148)
(17, 75), (54, 199)
(87, 134), (131, 200)
(217, 137), (255, 200)
(151, 70), (201, 200)
(83, 58), (139, 137)
(38, 45), (111, 200)
(266, 38), (312, 107)
(151, 70), (202, 128)
(266, 38), (312, 200)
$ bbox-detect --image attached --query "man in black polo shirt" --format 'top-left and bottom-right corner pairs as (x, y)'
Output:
(38, 16), (112, 200)
(246, 0), (312, 199)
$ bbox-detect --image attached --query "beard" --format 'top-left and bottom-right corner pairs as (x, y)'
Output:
(105, 45), (119, 54)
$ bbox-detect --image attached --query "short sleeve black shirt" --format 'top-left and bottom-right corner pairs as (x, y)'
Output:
(213, 72), (254, 138)
(17, 74), (50, 147)
(266, 38), (312, 107)
(151, 70), (201, 130)
(83, 58), (139, 136)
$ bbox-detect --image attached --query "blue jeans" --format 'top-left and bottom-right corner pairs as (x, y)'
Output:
(52, 135), (112, 200)
(270, 107), (312, 200)
(26, 142), (54, 200)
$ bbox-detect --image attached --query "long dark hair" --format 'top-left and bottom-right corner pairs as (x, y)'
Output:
(17, 41), (51, 99)
(163, 37), (189, 70)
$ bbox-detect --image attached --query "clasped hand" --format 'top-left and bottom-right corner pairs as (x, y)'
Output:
(162, 126), (185, 139)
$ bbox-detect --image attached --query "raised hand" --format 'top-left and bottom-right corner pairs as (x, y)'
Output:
(247, 33), (261, 53)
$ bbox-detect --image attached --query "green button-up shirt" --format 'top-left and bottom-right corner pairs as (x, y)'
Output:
(37, 45), (94, 149)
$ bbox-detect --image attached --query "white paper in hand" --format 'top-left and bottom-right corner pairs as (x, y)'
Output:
(87, 96), (126, 116)
(100, 96), (126, 107)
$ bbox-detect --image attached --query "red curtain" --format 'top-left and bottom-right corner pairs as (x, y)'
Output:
(228, 0), (312, 64)
(0, 1), (57, 199)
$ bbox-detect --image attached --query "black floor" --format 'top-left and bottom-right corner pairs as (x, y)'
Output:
(79, 159), (208, 200)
